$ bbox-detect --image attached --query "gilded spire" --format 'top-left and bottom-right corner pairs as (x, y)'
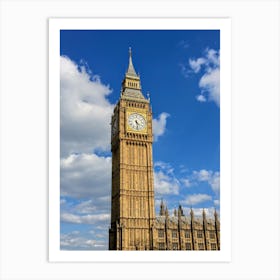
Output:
(126, 47), (138, 77)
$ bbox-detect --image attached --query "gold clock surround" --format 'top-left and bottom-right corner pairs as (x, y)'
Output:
(126, 109), (148, 134)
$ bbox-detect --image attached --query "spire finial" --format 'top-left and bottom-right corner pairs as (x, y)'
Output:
(128, 47), (132, 66)
(190, 206), (194, 218)
(202, 208), (206, 219)
(126, 47), (137, 77)
(214, 208), (218, 219)
(159, 198), (165, 216)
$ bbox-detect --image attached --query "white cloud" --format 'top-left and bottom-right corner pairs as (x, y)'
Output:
(193, 169), (220, 194)
(188, 48), (220, 107)
(154, 161), (180, 195)
(196, 94), (207, 102)
(60, 231), (107, 250)
(214, 199), (220, 206)
(199, 68), (220, 106)
(210, 172), (220, 193)
(154, 171), (179, 195)
(181, 193), (212, 206)
(189, 57), (206, 73)
(61, 153), (111, 199)
(61, 212), (110, 224)
(73, 200), (97, 214)
(154, 161), (174, 174)
(181, 178), (191, 187)
(193, 169), (212, 181)
(60, 154), (111, 235)
(60, 56), (114, 157)
(206, 49), (220, 66)
(152, 112), (170, 141)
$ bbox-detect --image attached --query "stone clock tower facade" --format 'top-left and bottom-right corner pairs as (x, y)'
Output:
(109, 48), (155, 250)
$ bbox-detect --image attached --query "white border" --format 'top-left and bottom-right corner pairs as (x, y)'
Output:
(49, 18), (231, 262)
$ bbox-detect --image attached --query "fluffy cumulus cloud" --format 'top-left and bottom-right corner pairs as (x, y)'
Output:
(60, 56), (114, 250)
(181, 193), (212, 206)
(60, 153), (111, 245)
(60, 56), (114, 157)
(60, 195), (110, 250)
(181, 178), (191, 187)
(60, 231), (107, 250)
(152, 112), (170, 141)
(196, 94), (207, 102)
(154, 171), (179, 195)
(180, 169), (220, 194)
(188, 48), (220, 107)
(72, 199), (98, 214)
(189, 57), (206, 73)
(193, 169), (212, 181)
(192, 169), (220, 194)
(153, 162), (220, 210)
(61, 212), (110, 225)
(154, 161), (179, 195)
(61, 153), (111, 199)
(214, 199), (220, 206)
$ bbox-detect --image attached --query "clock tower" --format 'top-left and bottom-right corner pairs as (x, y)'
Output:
(109, 48), (155, 250)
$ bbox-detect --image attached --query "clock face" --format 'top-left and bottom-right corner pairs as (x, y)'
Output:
(128, 113), (146, 131)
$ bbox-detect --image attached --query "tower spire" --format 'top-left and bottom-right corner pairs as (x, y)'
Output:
(159, 199), (165, 216)
(126, 47), (138, 77)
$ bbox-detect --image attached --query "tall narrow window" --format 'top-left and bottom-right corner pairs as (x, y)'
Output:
(185, 230), (190, 238)
(158, 229), (164, 238)
(172, 243), (178, 250)
(209, 231), (215, 239)
(198, 242), (204, 250)
(185, 242), (192, 250)
(172, 230), (177, 238)
(197, 230), (203, 238)
(211, 243), (217, 250)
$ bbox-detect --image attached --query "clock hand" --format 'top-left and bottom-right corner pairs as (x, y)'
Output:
(133, 120), (138, 129)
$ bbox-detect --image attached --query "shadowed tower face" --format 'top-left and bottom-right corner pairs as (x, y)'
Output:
(109, 48), (155, 250)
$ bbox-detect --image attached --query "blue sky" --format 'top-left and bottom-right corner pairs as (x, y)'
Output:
(60, 30), (220, 250)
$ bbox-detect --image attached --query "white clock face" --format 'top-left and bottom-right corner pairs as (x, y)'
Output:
(128, 113), (146, 131)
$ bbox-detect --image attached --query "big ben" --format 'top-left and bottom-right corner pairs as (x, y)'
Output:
(109, 48), (155, 250)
